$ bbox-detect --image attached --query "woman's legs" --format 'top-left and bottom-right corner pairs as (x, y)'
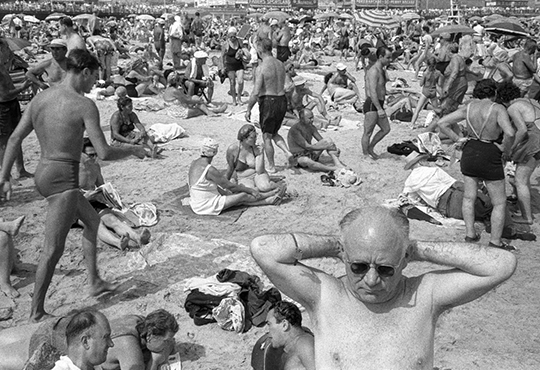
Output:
(513, 158), (538, 224)
(222, 187), (283, 210)
(411, 94), (428, 127)
(227, 70), (238, 105)
(236, 69), (245, 104)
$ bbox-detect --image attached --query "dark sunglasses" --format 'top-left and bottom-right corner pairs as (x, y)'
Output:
(348, 262), (395, 278)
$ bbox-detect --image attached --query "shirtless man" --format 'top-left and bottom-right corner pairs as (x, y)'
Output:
(362, 46), (392, 159)
(274, 20), (292, 63)
(0, 37), (33, 179)
(0, 49), (146, 322)
(287, 109), (346, 172)
(251, 205), (517, 369)
(512, 39), (537, 97)
(26, 39), (68, 91)
(265, 301), (315, 370)
(438, 79), (516, 250)
(246, 37), (293, 173)
(257, 18), (272, 43)
(325, 63), (360, 105)
(60, 17), (86, 54)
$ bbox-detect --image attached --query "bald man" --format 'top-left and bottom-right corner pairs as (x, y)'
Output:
(251, 206), (517, 369)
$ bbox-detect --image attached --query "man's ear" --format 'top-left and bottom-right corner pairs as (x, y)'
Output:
(81, 333), (91, 350)
(282, 320), (292, 332)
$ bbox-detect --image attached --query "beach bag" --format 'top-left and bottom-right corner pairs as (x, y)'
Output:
(387, 141), (419, 156)
(390, 107), (413, 122)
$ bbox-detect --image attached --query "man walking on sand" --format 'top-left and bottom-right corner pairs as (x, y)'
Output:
(245, 38), (293, 173)
(0, 49), (146, 322)
(362, 46), (392, 160)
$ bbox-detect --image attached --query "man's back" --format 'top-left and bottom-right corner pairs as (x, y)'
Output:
(287, 122), (315, 154)
(512, 50), (532, 78)
(259, 57), (285, 96)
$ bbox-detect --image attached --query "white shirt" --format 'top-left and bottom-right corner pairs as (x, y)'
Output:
(51, 356), (81, 370)
(403, 167), (456, 208)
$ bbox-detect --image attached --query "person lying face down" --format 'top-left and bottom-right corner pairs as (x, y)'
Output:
(251, 205), (516, 369)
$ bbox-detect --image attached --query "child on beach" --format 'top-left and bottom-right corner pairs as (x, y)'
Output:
(411, 56), (443, 127)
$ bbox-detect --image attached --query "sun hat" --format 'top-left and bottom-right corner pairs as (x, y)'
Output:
(336, 63), (347, 71)
(194, 50), (208, 59)
(49, 39), (67, 48)
(404, 152), (429, 170)
(201, 138), (219, 157)
(228, 26), (238, 35)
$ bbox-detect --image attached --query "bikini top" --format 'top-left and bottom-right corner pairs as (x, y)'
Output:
(465, 102), (498, 142)
(118, 112), (136, 137)
(234, 145), (257, 172)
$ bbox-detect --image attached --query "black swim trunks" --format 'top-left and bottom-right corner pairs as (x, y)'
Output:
(276, 45), (291, 62)
(259, 95), (287, 135)
(292, 150), (321, 166)
(460, 139), (504, 181)
(363, 97), (385, 114)
(0, 99), (21, 137)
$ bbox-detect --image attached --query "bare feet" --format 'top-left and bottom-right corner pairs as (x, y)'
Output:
(89, 278), (120, 297)
(0, 282), (20, 298)
(119, 235), (129, 250)
(139, 228), (151, 246)
(367, 148), (379, 160)
(6, 216), (25, 236)
(29, 311), (55, 323)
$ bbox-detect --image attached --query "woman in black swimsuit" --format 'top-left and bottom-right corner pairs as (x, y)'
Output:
(225, 124), (285, 192)
(124, 59), (161, 98)
(221, 27), (246, 105)
(109, 97), (158, 157)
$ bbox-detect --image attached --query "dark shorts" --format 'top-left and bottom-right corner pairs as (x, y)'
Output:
(35, 158), (79, 198)
(363, 97), (384, 114)
(460, 139), (504, 181)
(292, 150), (321, 166)
(259, 95), (287, 135)
(309, 59), (319, 66)
(276, 45), (291, 62)
(0, 99), (21, 137)
(126, 84), (138, 98)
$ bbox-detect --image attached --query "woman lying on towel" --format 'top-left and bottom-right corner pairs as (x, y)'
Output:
(110, 97), (159, 158)
(225, 124), (285, 192)
(188, 138), (285, 216)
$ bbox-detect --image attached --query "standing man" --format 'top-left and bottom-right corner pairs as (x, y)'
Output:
(0, 37), (32, 179)
(191, 12), (205, 48)
(251, 206), (517, 369)
(0, 50), (146, 322)
(59, 17), (86, 54)
(362, 46), (392, 160)
(26, 39), (68, 91)
(440, 43), (467, 116)
(274, 19), (291, 63)
(245, 38), (293, 173)
(512, 39), (537, 97)
(154, 18), (166, 70)
(169, 16), (183, 70)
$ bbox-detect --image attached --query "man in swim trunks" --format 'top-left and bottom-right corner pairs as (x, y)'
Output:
(325, 63), (360, 105)
(362, 46), (392, 159)
(438, 79), (516, 250)
(512, 39), (538, 97)
(246, 37), (293, 173)
(287, 109), (346, 172)
(251, 205), (517, 370)
(26, 38), (68, 91)
(273, 19), (291, 63)
(0, 49), (146, 322)
(264, 301), (315, 370)
(0, 37), (33, 179)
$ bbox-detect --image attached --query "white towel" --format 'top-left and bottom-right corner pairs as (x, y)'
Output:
(148, 123), (186, 143)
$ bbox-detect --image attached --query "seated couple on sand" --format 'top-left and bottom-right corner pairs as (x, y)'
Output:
(0, 308), (179, 370)
(188, 138), (286, 216)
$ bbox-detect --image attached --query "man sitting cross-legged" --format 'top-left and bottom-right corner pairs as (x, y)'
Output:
(287, 108), (347, 172)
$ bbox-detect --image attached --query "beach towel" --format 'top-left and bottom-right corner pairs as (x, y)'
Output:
(414, 132), (443, 156)
(148, 123), (186, 143)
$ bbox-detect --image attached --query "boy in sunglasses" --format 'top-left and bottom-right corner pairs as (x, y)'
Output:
(251, 206), (516, 370)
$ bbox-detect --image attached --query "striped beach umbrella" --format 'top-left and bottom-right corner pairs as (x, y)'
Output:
(356, 10), (399, 29)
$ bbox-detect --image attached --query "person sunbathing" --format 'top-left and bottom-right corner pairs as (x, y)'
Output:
(188, 138), (284, 216)
(225, 124), (284, 192)
(287, 109), (347, 172)
(0, 216), (25, 297)
(78, 138), (151, 250)
(124, 59), (161, 97)
(110, 97), (158, 158)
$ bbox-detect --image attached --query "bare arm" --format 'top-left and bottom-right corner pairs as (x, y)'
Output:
(26, 60), (52, 89)
(131, 113), (146, 135)
(496, 106), (516, 157)
(410, 240), (517, 312)
(366, 69), (384, 112)
(206, 166), (258, 197)
(250, 233), (342, 309)
(507, 105), (528, 154)
(437, 105), (467, 142)
(523, 52), (538, 73)
(224, 144), (238, 180)
(298, 335), (316, 370)
(109, 112), (133, 144)
(254, 145), (265, 175)
(109, 336), (146, 370)
(246, 65), (264, 117)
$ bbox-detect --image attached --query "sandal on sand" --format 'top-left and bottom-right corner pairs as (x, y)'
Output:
(464, 234), (480, 243)
(488, 241), (517, 251)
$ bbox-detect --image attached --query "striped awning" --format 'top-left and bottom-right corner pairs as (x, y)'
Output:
(356, 10), (400, 29)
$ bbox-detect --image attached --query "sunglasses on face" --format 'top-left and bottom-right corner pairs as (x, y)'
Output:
(348, 262), (396, 278)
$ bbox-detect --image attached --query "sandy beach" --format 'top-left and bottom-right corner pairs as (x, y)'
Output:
(1, 54), (539, 369)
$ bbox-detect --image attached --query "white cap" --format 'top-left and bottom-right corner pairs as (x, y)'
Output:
(49, 39), (67, 48)
(194, 50), (208, 59)
(228, 26), (237, 34)
(336, 63), (346, 71)
(270, 19), (279, 26)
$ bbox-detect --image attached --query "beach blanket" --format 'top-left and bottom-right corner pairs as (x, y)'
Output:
(148, 123), (186, 143)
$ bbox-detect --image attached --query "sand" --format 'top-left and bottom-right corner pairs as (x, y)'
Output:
(1, 54), (539, 369)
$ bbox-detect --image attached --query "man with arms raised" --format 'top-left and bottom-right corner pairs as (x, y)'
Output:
(246, 37), (293, 173)
(251, 206), (516, 369)
(362, 46), (392, 160)
(0, 49), (146, 322)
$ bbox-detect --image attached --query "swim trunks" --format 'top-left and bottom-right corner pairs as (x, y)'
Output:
(258, 95), (287, 135)
(460, 140), (504, 181)
(292, 150), (321, 166)
(0, 99), (21, 137)
(276, 45), (291, 62)
(35, 158), (79, 198)
(125, 84), (139, 98)
(363, 97), (385, 113)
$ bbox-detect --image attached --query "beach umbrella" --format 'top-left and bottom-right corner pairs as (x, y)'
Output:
(468, 15), (483, 22)
(485, 21), (529, 37)
(135, 14), (155, 21)
(105, 20), (117, 27)
(299, 15), (315, 23)
(4, 37), (32, 51)
(356, 10), (399, 29)
(263, 11), (289, 21)
(485, 14), (503, 22)
(339, 14), (354, 20)
(247, 12), (264, 18)
(401, 13), (421, 21)
(2, 14), (15, 22)
(45, 12), (66, 21)
(23, 15), (40, 23)
(127, 14), (138, 18)
(161, 13), (174, 19)
(73, 14), (93, 21)
(431, 24), (475, 36)
(486, 17), (522, 26)
(314, 12), (340, 20)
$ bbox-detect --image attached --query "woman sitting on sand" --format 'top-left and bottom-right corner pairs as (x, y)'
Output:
(110, 97), (158, 157)
(124, 59), (161, 97)
(188, 138), (284, 216)
(225, 124), (284, 192)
